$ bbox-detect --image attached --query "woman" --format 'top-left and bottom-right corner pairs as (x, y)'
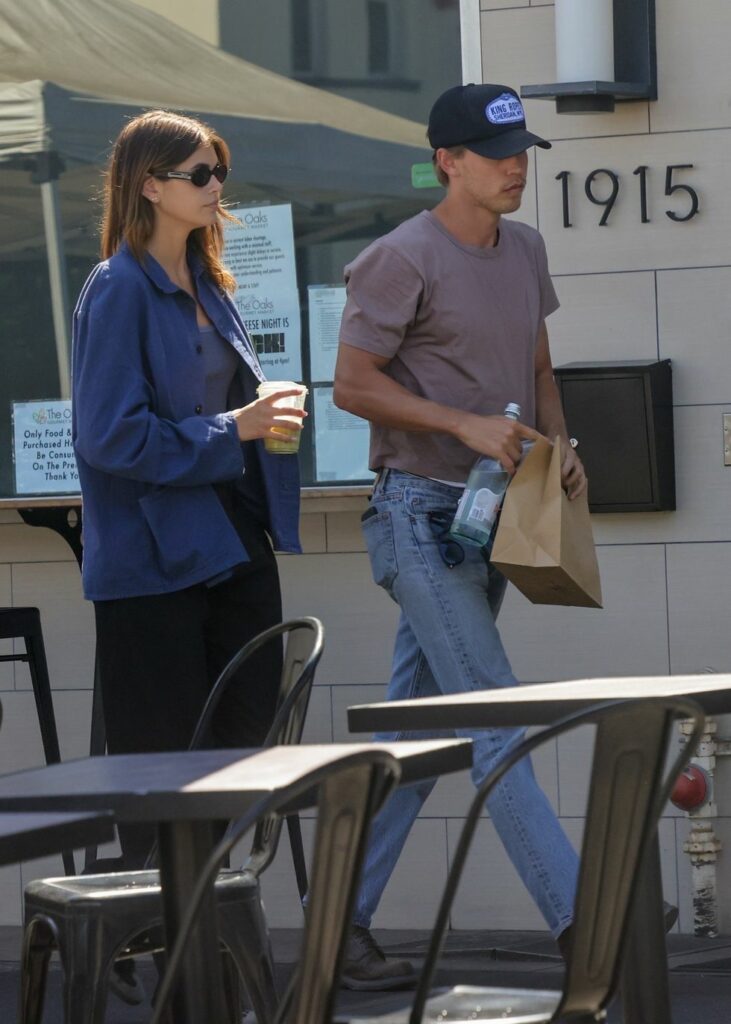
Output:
(72, 109), (305, 868)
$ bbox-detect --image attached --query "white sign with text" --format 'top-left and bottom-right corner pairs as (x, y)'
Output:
(308, 284), (346, 382)
(12, 400), (79, 495)
(225, 204), (302, 381)
(313, 386), (374, 483)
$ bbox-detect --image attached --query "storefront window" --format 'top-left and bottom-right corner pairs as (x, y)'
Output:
(0, 0), (461, 497)
(219, 0), (461, 486)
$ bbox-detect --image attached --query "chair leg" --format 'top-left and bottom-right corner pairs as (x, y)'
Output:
(218, 898), (278, 1023)
(221, 950), (245, 1024)
(57, 917), (116, 1024)
(151, 951), (175, 1024)
(287, 814), (308, 904)
(19, 915), (57, 1024)
(25, 630), (75, 877)
(24, 633), (62, 765)
(84, 649), (107, 871)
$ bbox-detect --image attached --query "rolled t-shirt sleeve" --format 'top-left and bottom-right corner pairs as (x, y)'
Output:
(339, 243), (424, 359)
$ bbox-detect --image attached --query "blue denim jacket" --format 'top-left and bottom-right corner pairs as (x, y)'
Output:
(72, 243), (301, 601)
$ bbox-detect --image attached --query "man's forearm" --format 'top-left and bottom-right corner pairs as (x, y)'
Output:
(535, 368), (570, 446)
(535, 365), (588, 498)
(334, 343), (542, 466)
(334, 355), (463, 437)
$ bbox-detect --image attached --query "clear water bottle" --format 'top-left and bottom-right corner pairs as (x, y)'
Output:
(449, 402), (522, 549)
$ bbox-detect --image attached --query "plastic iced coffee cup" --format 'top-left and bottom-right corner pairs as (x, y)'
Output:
(256, 381), (308, 454)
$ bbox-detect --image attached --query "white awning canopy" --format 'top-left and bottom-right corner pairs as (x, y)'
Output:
(0, 0), (433, 399)
(0, 0), (428, 160)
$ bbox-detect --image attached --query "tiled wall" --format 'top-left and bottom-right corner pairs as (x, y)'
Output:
(473, 0), (731, 936)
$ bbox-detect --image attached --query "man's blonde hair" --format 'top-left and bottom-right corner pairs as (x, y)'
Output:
(432, 146), (466, 187)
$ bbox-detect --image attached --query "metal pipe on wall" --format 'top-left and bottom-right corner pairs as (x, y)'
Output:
(679, 717), (723, 936)
(37, 155), (71, 400)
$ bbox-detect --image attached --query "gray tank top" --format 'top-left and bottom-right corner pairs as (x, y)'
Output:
(199, 324), (269, 533)
(199, 324), (239, 415)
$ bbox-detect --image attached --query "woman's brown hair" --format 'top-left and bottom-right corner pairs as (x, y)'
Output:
(101, 110), (237, 293)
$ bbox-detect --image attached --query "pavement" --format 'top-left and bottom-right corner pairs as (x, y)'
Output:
(2, 924), (730, 1021)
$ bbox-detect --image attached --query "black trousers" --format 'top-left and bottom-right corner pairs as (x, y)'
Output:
(94, 532), (282, 867)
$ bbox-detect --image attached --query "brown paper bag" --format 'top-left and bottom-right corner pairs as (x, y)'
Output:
(490, 436), (603, 608)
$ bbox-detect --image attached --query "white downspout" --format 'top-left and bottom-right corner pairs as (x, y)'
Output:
(679, 718), (722, 936)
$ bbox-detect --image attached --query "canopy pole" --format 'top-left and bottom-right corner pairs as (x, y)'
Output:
(36, 153), (71, 399)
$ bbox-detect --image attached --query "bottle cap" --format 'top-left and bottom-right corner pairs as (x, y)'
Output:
(504, 402), (521, 419)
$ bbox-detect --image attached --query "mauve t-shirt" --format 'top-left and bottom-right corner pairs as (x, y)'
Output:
(339, 210), (559, 483)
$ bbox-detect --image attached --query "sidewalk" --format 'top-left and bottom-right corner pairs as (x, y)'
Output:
(2, 925), (730, 1021)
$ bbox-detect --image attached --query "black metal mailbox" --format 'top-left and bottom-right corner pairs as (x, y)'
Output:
(554, 359), (675, 513)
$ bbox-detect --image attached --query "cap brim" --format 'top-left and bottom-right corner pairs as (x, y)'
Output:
(464, 129), (551, 159)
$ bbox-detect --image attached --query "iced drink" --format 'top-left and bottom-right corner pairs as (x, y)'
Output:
(256, 381), (308, 454)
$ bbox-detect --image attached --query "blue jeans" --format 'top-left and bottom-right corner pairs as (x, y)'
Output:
(354, 469), (578, 938)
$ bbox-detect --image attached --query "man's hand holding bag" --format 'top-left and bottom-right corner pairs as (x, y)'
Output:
(490, 436), (602, 608)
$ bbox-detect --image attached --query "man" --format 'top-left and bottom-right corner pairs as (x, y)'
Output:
(333, 82), (587, 990)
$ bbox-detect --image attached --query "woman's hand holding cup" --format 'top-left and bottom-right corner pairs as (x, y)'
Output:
(233, 382), (308, 452)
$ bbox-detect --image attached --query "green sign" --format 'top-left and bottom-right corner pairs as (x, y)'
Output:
(411, 162), (440, 189)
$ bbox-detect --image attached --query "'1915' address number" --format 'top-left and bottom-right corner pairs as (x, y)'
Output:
(555, 165), (700, 227)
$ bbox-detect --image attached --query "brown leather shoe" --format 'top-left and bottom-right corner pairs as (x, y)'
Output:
(340, 925), (416, 991)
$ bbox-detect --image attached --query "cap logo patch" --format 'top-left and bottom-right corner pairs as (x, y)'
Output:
(485, 92), (524, 126)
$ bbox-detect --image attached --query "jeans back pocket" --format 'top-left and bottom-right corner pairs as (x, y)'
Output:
(361, 508), (398, 593)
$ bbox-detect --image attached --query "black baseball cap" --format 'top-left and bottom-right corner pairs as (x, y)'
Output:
(428, 83), (551, 159)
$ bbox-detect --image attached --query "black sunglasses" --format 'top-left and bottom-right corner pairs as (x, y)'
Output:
(427, 511), (465, 569)
(155, 163), (229, 188)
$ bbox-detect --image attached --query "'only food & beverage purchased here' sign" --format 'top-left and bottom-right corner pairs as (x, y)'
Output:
(12, 400), (79, 495)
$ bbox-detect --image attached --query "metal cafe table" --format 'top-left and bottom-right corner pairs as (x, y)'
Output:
(0, 738), (471, 1023)
(0, 810), (114, 865)
(348, 673), (731, 1024)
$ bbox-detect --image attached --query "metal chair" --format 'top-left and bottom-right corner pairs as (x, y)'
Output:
(0, 607), (74, 875)
(305, 696), (703, 1024)
(20, 616), (324, 1024)
(149, 745), (403, 1024)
